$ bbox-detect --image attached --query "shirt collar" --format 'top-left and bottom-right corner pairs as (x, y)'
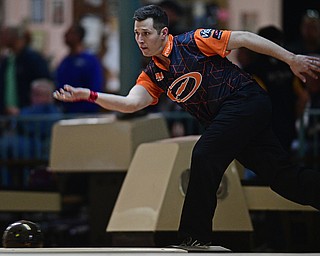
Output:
(152, 34), (173, 71)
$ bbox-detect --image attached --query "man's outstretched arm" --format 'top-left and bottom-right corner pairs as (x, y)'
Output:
(227, 31), (320, 83)
(53, 84), (154, 113)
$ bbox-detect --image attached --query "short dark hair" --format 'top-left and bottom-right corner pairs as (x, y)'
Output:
(73, 24), (86, 41)
(158, 0), (184, 16)
(133, 5), (169, 34)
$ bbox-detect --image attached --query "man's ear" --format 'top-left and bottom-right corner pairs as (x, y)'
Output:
(161, 27), (169, 38)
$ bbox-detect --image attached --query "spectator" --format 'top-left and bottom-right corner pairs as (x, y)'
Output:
(244, 26), (309, 155)
(289, 9), (320, 56)
(0, 79), (62, 160)
(0, 27), (8, 109)
(158, 0), (186, 36)
(238, 27), (310, 251)
(288, 9), (320, 108)
(0, 26), (7, 67)
(236, 47), (257, 70)
(0, 26), (52, 116)
(55, 24), (105, 114)
(19, 78), (63, 137)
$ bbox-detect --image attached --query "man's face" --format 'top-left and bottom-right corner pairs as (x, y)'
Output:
(2, 28), (15, 49)
(64, 27), (80, 48)
(134, 18), (166, 57)
(301, 18), (320, 44)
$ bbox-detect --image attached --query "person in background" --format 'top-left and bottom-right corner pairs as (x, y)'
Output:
(158, 0), (185, 36)
(241, 26), (309, 156)
(55, 24), (105, 114)
(288, 9), (320, 109)
(238, 26), (310, 251)
(0, 78), (62, 188)
(0, 27), (8, 113)
(19, 78), (62, 127)
(19, 78), (62, 158)
(0, 26), (52, 116)
(236, 47), (257, 70)
(289, 9), (320, 56)
(0, 26), (7, 69)
(0, 79), (62, 160)
(287, 10), (320, 160)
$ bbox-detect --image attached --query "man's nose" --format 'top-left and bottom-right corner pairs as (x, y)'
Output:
(137, 35), (144, 43)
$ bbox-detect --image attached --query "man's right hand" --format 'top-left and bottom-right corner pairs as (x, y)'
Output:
(53, 84), (90, 102)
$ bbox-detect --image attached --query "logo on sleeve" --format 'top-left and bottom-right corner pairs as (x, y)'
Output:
(200, 29), (213, 38)
(212, 30), (223, 40)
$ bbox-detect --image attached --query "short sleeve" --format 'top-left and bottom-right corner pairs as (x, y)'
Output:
(194, 29), (232, 57)
(136, 71), (164, 105)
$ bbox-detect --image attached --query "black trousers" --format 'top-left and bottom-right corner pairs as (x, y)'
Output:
(178, 83), (320, 242)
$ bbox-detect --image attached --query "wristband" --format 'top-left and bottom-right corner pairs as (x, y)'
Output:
(88, 90), (98, 102)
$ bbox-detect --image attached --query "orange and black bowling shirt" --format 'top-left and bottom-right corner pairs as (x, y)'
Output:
(136, 29), (254, 126)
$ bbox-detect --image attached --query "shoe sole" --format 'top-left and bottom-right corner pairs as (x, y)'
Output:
(169, 245), (232, 252)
